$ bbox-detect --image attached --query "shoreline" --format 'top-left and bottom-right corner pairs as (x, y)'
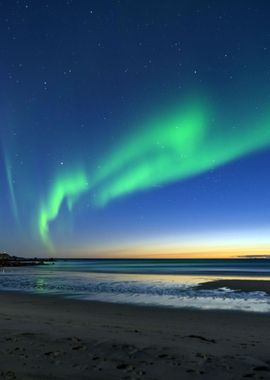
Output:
(196, 279), (270, 294)
(1, 274), (270, 314)
(0, 288), (268, 316)
(0, 252), (54, 267)
(1, 291), (270, 379)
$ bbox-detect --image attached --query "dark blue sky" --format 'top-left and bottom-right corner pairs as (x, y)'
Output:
(1, 0), (270, 257)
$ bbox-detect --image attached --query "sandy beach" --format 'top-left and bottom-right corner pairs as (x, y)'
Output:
(0, 291), (270, 380)
(196, 279), (270, 294)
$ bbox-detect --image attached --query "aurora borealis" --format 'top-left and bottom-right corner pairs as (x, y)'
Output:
(38, 168), (89, 250)
(37, 100), (270, 250)
(1, 1), (270, 257)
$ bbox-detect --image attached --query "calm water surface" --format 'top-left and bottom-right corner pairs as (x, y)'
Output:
(1, 259), (270, 312)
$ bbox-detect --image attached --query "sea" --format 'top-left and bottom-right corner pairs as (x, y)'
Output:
(1, 259), (270, 313)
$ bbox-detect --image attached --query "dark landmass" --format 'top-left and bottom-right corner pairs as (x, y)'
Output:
(237, 255), (270, 259)
(0, 253), (54, 267)
(196, 279), (270, 295)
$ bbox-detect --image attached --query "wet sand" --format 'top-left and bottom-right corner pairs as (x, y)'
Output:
(196, 279), (270, 294)
(0, 291), (270, 379)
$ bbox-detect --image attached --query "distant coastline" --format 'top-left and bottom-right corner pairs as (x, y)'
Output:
(0, 252), (54, 267)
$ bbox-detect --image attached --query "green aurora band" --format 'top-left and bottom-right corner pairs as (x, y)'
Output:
(95, 105), (270, 206)
(38, 169), (88, 250)
(37, 100), (270, 249)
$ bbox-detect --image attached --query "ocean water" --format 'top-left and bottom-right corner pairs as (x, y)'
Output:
(1, 259), (270, 312)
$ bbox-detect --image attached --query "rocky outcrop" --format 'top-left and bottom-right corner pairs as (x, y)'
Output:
(0, 252), (53, 267)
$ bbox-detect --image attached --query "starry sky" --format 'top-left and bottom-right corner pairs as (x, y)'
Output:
(1, 0), (270, 258)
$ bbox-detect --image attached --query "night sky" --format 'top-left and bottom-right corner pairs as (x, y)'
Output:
(1, 0), (270, 258)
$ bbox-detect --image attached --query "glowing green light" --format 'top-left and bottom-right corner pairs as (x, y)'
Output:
(95, 104), (270, 206)
(94, 101), (206, 186)
(38, 169), (88, 250)
(37, 98), (270, 250)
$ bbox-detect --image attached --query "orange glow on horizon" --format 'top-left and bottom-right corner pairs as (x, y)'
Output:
(65, 244), (270, 259)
